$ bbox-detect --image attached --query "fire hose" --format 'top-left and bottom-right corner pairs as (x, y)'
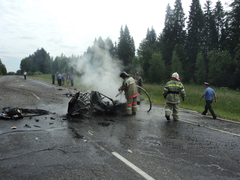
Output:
(114, 86), (152, 113)
(113, 90), (123, 100)
(136, 85), (152, 113)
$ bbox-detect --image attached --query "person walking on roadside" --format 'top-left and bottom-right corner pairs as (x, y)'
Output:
(200, 82), (217, 119)
(57, 73), (62, 86)
(66, 73), (70, 86)
(118, 71), (138, 116)
(71, 73), (74, 86)
(135, 72), (143, 105)
(24, 71), (27, 80)
(163, 72), (186, 121)
(52, 72), (55, 84)
(62, 72), (65, 85)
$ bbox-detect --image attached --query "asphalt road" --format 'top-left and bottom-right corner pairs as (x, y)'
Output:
(0, 76), (240, 180)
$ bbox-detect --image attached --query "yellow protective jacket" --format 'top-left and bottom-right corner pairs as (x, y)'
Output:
(119, 77), (138, 99)
(163, 78), (186, 104)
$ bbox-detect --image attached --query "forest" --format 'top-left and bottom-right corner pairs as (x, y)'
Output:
(18, 0), (240, 88)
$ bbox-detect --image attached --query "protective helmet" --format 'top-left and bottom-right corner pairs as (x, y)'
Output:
(120, 71), (129, 78)
(171, 72), (180, 81)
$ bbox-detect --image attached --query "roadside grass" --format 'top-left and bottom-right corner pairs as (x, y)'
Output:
(28, 74), (90, 89)
(29, 74), (52, 83)
(142, 84), (240, 122)
(27, 74), (240, 121)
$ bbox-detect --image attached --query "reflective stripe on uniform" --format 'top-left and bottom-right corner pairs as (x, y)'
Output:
(127, 104), (132, 106)
(127, 94), (138, 100)
(132, 102), (137, 105)
(167, 84), (182, 88)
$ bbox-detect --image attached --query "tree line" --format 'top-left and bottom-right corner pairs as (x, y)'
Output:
(19, 0), (240, 88)
(0, 59), (7, 75)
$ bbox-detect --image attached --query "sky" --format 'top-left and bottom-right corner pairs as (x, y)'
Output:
(0, 0), (231, 72)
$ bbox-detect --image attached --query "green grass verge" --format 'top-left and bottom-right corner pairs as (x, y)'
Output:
(28, 74), (90, 89)
(142, 84), (240, 122)
(28, 74), (52, 83)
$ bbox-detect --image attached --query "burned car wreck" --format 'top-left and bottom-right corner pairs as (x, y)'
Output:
(67, 86), (152, 117)
(67, 91), (126, 117)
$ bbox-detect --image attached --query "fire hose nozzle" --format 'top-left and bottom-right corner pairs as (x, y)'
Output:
(114, 90), (122, 100)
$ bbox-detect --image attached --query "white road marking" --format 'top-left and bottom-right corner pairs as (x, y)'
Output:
(32, 93), (40, 99)
(112, 152), (155, 180)
(179, 119), (240, 137)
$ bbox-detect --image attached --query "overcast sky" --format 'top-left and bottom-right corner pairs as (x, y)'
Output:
(0, 0), (231, 72)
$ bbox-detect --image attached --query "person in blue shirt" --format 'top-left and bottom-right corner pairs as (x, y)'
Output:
(200, 82), (217, 119)
(57, 73), (62, 86)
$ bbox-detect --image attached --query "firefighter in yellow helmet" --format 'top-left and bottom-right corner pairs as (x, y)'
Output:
(118, 71), (138, 115)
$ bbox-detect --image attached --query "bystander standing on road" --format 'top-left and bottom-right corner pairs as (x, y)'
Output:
(200, 82), (217, 119)
(66, 73), (70, 86)
(24, 71), (27, 80)
(52, 73), (55, 84)
(56, 72), (59, 86)
(62, 72), (65, 85)
(71, 73), (74, 86)
(163, 72), (186, 121)
(58, 73), (62, 86)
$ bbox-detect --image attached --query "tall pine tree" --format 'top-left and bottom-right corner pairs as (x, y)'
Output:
(202, 0), (218, 61)
(228, 0), (240, 56)
(213, 0), (226, 51)
(173, 0), (186, 46)
(117, 25), (135, 71)
(185, 0), (204, 82)
(161, 4), (175, 67)
(137, 27), (157, 79)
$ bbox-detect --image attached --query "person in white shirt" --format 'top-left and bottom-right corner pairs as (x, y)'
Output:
(24, 71), (27, 80)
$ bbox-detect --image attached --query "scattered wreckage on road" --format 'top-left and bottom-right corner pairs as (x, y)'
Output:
(1, 86), (152, 120)
(0, 107), (49, 120)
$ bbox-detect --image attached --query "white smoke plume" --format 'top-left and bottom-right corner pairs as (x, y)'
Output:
(73, 44), (124, 99)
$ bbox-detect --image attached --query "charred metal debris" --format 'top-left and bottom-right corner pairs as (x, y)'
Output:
(67, 88), (152, 117)
(67, 91), (126, 117)
(0, 107), (49, 120)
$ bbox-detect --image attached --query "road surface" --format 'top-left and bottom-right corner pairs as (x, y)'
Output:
(0, 76), (240, 180)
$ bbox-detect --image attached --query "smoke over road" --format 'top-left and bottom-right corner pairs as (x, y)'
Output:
(73, 44), (124, 99)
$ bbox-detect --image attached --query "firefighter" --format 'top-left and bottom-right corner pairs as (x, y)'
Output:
(163, 72), (186, 121)
(135, 72), (143, 105)
(118, 71), (138, 116)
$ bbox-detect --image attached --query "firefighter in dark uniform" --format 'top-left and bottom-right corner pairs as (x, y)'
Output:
(135, 72), (143, 105)
(118, 72), (138, 115)
(163, 72), (186, 121)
